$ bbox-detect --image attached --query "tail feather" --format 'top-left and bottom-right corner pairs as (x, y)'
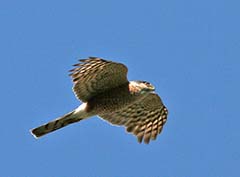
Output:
(31, 111), (84, 138)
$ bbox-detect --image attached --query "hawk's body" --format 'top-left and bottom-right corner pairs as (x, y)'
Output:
(86, 83), (146, 114)
(31, 57), (168, 144)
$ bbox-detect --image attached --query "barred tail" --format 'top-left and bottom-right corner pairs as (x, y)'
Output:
(30, 103), (90, 138)
(30, 111), (81, 138)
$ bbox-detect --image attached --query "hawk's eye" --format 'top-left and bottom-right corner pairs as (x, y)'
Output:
(143, 81), (150, 85)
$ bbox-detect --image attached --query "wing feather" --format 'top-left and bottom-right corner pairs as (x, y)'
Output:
(69, 57), (128, 102)
(99, 93), (168, 144)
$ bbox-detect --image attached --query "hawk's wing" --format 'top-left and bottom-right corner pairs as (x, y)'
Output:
(69, 57), (128, 102)
(99, 93), (168, 144)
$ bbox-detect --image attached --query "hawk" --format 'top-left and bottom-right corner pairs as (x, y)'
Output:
(31, 57), (168, 144)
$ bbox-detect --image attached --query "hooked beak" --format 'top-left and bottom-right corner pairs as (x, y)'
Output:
(149, 85), (155, 92)
(143, 86), (155, 93)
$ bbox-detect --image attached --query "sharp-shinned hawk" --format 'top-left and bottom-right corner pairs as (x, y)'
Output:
(31, 57), (168, 144)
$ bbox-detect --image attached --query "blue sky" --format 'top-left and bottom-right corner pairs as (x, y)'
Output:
(1, 0), (239, 176)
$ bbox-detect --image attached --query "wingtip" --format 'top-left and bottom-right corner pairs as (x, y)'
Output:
(78, 57), (97, 62)
(78, 59), (87, 62)
(88, 56), (99, 59)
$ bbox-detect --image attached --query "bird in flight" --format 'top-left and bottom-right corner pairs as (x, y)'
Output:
(30, 57), (168, 144)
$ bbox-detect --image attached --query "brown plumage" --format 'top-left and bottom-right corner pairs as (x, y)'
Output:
(31, 57), (168, 144)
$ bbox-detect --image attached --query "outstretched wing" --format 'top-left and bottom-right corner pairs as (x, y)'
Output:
(99, 93), (168, 144)
(69, 57), (128, 102)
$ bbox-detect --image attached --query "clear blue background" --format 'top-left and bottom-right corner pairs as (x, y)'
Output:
(1, 0), (239, 176)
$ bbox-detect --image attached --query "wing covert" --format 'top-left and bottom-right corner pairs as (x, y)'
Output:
(69, 57), (128, 102)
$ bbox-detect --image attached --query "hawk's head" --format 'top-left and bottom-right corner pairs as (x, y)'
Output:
(130, 81), (155, 95)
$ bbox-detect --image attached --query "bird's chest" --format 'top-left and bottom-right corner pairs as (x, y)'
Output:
(87, 87), (137, 114)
